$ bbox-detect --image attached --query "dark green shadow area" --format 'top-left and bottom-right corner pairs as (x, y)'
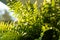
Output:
(0, 0), (7, 4)
(42, 29), (59, 40)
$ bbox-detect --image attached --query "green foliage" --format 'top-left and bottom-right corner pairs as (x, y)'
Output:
(0, 22), (17, 40)
(7, 0), (42, 40)
(0, 31), (18, 40)
(7, 0), (60, 40)
(35, 0), (60, 40)
(0, 0), (60, 40)
(41, 0), (60, 30)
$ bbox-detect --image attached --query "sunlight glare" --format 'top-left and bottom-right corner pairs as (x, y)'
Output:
(0, 1), (9, 10)
(46, 0), (51, 3)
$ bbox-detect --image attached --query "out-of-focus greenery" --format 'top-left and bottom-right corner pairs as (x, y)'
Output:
(0, 0), (60, 40)
(7, 0), (43, 40)
(35, 0), (60, 40)
(0, 22), (18, 40)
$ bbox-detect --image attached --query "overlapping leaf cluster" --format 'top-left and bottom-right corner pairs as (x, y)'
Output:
(0, 22), (19, 40)
(41, 0), (60, 30)
(0, 0), (59, 40)
(7, 0), (43, 40)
